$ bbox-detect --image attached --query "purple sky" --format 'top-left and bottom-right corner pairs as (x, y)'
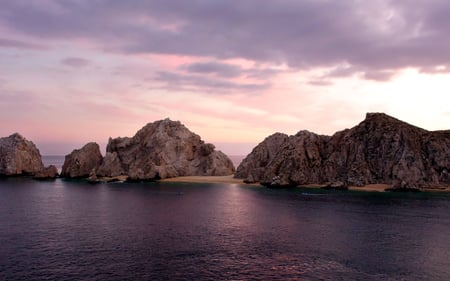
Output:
(1, 0), (449, 155)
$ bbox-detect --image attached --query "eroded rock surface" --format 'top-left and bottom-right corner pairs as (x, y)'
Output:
(97, 118), (235, 180)
(63, 119), (235, 180)
(236, 113), (450, 189)
(61, 142), (103, 178)
(0, 133), (45, 176)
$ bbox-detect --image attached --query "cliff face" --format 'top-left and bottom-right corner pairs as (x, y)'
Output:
(62, 118), (235, 180)
(0, 133), (50, 177)
(61, 142), (103, 178)
(235, 113), (450, 189)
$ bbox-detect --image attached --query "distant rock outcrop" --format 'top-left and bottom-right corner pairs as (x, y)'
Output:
(62, 119), (235, 180)
(0, 133), (45, 176)
(235, 113), (450, 190)
(61, 142), (103, 178)
(34, 165), (59, 180)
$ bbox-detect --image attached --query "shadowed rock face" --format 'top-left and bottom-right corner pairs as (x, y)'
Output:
(236, 113), (450, 189)
(0, 133), (45, 176)
(61, 142), (103, 178)
(62, 119), (235, 180)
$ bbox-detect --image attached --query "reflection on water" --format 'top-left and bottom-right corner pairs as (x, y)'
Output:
(0, 178), (449, 280)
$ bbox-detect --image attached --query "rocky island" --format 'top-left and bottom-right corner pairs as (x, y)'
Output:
(235, 113), (449, 191)
(61, 118), (235, 181)
(0, 133), (58, 179)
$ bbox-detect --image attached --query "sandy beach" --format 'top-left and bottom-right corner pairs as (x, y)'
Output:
(160, 175), (248, 185)
(160, 176), (450, 192)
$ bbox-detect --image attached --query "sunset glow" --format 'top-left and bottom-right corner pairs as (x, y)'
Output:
(1, 1), (449, 155)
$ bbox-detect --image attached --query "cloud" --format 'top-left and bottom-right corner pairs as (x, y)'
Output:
(180, 61), (242, 78)
(363, 70), (396, 81)
(179, 60), (285, 80)
(307, 80), (333, 87)
(2, 1), (450, 80)
(154, 71), (270, 93)
(61, 57), (91, 68)
(0, 37), (45, 50)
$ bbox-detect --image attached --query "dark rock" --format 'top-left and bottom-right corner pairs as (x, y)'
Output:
(96, 152), (124, 177)
(236, 113), (450, 189)
(0, 133), (44, 176)
(61, 142), (103, 178)
(87, 169), (99, 184)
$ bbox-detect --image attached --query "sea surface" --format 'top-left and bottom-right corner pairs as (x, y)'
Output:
(1, 158), (449, 280)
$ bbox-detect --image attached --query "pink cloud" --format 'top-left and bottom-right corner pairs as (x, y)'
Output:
(61, 57), (91, 68)
(0, 37), (46, 50)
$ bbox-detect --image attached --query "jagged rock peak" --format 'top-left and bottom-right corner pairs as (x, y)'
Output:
(0, 133), (45, 176)
(66, 119), (235, 181)
(99, 118), (235, 180)
(361, 112), (426, 131)
(236, 113), (449, 189)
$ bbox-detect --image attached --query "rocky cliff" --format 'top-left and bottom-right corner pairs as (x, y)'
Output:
(235, 113), (449, 189)
(61, 142), (103, 178)
(62, 118), (235, 180)
(0, 133), (57, 178)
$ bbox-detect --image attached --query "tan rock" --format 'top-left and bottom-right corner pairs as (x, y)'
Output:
(0, 133), (44, 176)
(98, 118), (235, 180)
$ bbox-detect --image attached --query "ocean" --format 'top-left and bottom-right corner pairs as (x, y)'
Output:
(1, 157), (449, 280)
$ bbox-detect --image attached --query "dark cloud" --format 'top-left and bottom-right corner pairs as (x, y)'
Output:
(179, 61), (285, 80)
(180, 61), (242, 78)
(363, 70), (396, 81)
(2, 0), (450, 79)
(61, 57), (91, 68)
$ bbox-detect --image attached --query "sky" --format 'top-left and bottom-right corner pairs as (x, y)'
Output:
(1, 0), (450, 156)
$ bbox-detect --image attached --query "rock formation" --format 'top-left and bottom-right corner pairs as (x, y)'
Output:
(235, 113), (450, 189)
(0, 133), (57, 178)
(61, 142), (103, 178)
(34, 165), (59, 180)
(0, 133), (44, 176)
(62, 119), (235, 180)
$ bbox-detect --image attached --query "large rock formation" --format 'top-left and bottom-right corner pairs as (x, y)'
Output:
(0, 133), (57, 178)
(61, 142), (103, 178)
(235, 113), (450, 189)
(0, 133), (44, 176)
(62, 119), (235, 180)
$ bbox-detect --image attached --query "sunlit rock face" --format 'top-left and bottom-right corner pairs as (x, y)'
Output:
(63, 118), (235, 180)
(236, 113), (450, 189)
(98, 118), (235, 180)
(0, 133), (45, 176)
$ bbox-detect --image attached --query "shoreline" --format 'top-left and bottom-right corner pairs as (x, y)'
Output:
(160, 176), (450, 192)
(160, 175), (253, 185)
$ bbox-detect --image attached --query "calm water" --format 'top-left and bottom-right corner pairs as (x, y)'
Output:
(0, 178), (449, 281)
